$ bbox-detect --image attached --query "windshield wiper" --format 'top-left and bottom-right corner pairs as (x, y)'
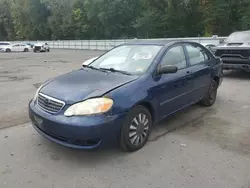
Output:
(99, 68), (132, 75)
(82, 65), (107, 72)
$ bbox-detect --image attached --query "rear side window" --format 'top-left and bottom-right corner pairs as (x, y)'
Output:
(161, 45), (187, 69)
(0, 43), (10, 45)
(185, 44), (209, 66)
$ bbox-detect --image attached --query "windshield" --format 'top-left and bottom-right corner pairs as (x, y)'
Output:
(90, 45), (162, 75)
(227, 32), (250, 42)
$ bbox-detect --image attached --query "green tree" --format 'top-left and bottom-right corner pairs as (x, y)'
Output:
(11, 0), (49, 40)
(0, 0), (15, 40)
(1, 0), (250, 40)
(134, 0), (168, 38)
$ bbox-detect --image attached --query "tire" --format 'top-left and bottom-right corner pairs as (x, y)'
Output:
(24, 48), (29, 52)
(6, 49), (11, 52)
(200, 80), (218, 107)
(47, 49), (50, 52)
(120, 105), (152, 152)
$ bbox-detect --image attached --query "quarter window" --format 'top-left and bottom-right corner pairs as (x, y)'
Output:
(161, 45), (187, 69)
(185, 44), (209, 66)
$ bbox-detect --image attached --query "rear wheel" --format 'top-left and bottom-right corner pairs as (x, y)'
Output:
(120, 106), (152, 152)
(24, 48), (29, 52)
(6, 49), (11, 52)
(200, 80), (218, 107)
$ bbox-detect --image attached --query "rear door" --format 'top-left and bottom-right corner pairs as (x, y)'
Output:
(183, 43), (212, 102)
(12, 44), (20, 52)
(19, 44), (26, 51)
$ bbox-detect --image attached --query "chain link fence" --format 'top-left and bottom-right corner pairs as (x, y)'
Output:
(2, 37), (226, 51)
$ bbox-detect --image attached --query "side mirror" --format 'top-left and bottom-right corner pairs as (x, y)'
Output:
(157, 65), (178, 75)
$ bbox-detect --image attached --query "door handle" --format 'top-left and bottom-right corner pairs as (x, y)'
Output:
(186, 71), (192, 74)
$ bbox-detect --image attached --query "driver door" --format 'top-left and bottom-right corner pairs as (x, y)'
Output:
(12, 44), (20, 52)
(153, 45), (193, 119)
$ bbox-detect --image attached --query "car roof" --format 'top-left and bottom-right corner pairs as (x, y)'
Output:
(0, 42), (11, 44)
(125, 40), (198, 46)
(232, 30), (250, 34)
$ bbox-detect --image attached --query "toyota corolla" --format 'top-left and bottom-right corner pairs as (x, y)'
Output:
(29, 40), (223, 152)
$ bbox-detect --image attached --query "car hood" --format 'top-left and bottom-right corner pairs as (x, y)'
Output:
(215, 42), (250, 50)
(40, 69), (139, 104)
(34, 43), (44, 47)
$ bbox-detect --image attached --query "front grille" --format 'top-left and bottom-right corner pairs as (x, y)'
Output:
(37, 93), (65, 114)
(215, 49), (250, 58)
(227, 43), (243, 46)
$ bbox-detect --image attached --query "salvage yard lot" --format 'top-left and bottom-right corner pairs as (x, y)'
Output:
(0, 50), (250, 188)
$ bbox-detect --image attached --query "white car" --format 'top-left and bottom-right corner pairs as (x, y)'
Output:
(82, 56), (98, 66)
(33, 43), (50, 52)
(0, 43), (30, 52)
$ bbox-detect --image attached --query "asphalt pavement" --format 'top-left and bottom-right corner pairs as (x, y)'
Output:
(0, 50), (250, 188)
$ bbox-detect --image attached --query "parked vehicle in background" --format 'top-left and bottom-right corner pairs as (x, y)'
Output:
(24, 43), (34, 48)
(202, 43), (217, 54)
(29, 40), (223, 152)
(33, 43), (50, 52)
(0, 43), (30, 52)
(0, 42), (11, 52)
(214, 30), (250, 72)
(82, 56), (98, 66)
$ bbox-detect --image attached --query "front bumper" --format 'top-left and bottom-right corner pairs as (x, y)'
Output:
(220, 57), (250, 71)
(29, 100), (126, 149)
(34, 46), (46, 52)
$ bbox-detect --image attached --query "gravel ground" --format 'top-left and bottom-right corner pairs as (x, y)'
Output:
(0, 50), (250, 188)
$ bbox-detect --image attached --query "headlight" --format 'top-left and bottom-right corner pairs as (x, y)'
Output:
(64, 98), (114, 117)
(33, 84), (43, 101)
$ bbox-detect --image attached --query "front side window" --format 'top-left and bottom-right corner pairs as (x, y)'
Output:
(0, 43), (10, 45)
(185, 44), (209, 66)
(160, 45), (187, 69)
(90, 45), (162, 75)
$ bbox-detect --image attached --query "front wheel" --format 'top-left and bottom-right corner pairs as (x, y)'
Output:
(120, 106), (152, 152)
(200, 80), (218, 107)
(6, 49), (11, 52)
(24, 48), (29, 52)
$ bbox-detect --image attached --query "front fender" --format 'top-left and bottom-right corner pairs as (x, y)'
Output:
(107, 78), (158, 120)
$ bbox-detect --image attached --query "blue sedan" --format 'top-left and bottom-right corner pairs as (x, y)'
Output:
(29, 40), (223, 152)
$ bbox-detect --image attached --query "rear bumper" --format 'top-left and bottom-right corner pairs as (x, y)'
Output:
(220, 57), (250, 71)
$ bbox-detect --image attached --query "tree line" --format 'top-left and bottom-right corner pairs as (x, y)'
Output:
(0, 0), (250, 41)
